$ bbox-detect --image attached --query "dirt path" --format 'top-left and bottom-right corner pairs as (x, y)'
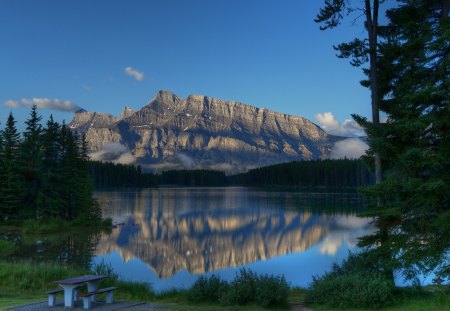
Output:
(289, 301), (313, 311)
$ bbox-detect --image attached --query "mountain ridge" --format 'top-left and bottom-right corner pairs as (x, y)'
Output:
(69, 90), (344, 173)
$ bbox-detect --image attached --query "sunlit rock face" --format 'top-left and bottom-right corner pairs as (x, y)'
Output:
(69, 90), (342, 173)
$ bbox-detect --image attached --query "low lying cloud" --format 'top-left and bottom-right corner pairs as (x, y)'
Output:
(124, 66), (144, 81)
(89, 142), (136, 165)
(315, 112), (364, 137)
(176, 153), (195, 169)
(4, 98), (81, 112)
(329, 138), (368, 159)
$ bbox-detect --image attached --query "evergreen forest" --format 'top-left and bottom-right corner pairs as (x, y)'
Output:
(88, 158), (373, 189)
(231, 159), (374, 189)
(0, 106), (102, 224)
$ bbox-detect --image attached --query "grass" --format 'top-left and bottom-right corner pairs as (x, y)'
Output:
(0, 260), (449, 311)
(0, 296), (42, 310)
(310, 286), (450, 311)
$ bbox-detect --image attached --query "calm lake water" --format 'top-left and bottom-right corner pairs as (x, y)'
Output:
(91, 187), (373, 291)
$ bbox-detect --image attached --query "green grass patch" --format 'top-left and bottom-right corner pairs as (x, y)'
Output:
(0, 240), (15, 259)
(308, 285), (450, 311)
(0, 296), (42, 310)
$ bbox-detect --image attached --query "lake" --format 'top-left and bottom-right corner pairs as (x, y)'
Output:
(92, 187), (373, 291)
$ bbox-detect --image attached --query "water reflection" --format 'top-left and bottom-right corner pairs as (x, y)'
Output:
(2, 229), (101, 270)
(94, 188), (373, 289)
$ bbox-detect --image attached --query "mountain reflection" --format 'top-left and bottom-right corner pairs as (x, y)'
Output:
(95, 188), (371, 279)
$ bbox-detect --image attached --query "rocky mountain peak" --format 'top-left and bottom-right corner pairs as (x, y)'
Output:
(153, 90), (180, 105)
(119, 106), (135, 119)
(70, 90), (342, 173)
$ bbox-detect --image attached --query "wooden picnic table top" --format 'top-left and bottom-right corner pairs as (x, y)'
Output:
(54, 275), (106, 285)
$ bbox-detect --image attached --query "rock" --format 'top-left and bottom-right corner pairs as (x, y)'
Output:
(69, 90), (342, 173)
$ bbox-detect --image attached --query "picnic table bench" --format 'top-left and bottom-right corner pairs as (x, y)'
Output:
(79, 287), (118, 309)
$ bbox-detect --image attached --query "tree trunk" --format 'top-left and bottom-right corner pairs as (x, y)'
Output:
(365, 0), (383, 190)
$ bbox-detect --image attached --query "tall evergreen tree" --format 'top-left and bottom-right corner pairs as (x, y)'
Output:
(20, 105), (43, 219)
(0, 113), (25, 220)
(357, 0), (450, 280)
(40, 115), (63, 218)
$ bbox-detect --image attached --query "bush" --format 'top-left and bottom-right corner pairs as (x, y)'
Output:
(186, 269), (290, 308)
(305, 253), (395, 309)
(220, 269), (258, 305)
(187, 275), (229, 303)
(218, 269), (289, 308)
(255, 274), (290, 308)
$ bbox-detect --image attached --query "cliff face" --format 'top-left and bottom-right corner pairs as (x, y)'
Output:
(69, 90), (340, 172)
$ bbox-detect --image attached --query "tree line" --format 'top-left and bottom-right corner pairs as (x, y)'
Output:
(231, 159), (374, 189)
(0, 106), (102, 224)
(88, 158), (373, 189)
(88, 162), (228, 187)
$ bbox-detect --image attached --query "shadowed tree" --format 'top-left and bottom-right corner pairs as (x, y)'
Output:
(0, 113), (25, 220)
(357, 0), (450, 280)
(20, 105), (44, 219)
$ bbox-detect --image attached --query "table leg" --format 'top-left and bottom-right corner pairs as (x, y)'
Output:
(61, 284), (79, 307)
(86, 280), (102, 302)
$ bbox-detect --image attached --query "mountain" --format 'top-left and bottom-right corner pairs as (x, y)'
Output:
(69, 90), (342, 173)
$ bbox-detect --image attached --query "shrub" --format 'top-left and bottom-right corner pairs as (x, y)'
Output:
(255, 274), (290, 308)
(220, 269), (258, 305)
(187, 275), (229, 303)
(219, 269), (289, 308)
(186, 269), (290, 308)
(305, 253), (395, 309)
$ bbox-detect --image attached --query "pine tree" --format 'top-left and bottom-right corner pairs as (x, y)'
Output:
(20, 105), (43, 219)
(40, 115), (63, 218)
(0, 113), (25, 220)
(357, 0), (450, 280)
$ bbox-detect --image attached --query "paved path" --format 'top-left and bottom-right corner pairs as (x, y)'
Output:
(12, 299), (313, 311)
(9, 300), (165, 311)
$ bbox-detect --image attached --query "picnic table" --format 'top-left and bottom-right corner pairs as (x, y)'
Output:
(54, 275), (106, 307)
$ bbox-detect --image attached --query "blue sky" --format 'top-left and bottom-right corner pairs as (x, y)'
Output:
(1, 0), (373, 135)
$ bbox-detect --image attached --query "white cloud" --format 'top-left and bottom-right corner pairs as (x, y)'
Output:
(315, 112), (364, 137)
(329, 138), (368, 159)
(114, 152), (136, 165)
(124, 66), (144, 81)
(102, 142), (128, 154)
(176, 153), (195, 169)
(88, 142), (136, 164)
(4, 98), (81, 112)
